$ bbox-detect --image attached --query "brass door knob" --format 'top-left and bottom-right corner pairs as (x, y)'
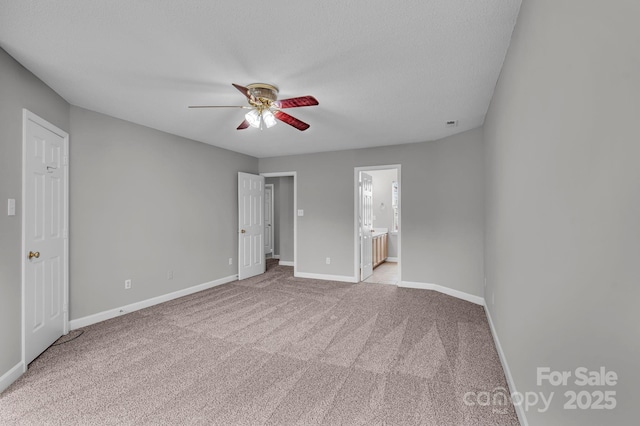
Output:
(28, 251), (40, 259)
(241, 229), (246, 233)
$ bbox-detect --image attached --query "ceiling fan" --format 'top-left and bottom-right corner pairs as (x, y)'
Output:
(189, 83), (318, 131)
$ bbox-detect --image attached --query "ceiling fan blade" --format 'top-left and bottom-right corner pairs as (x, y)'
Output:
(273, 111), (310, 131)
(237, 120), (250, 130)
(232, 83), (252, 100)
(273, 96), (319, 109)
(188, 105), (249, 109)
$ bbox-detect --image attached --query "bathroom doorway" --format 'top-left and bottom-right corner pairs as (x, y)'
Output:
(354, 165), (401, 285)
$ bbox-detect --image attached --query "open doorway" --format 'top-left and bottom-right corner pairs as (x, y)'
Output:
(354, 165), (401, 285)
(264, 183), (274, 259)
(261, 172), (297, 272)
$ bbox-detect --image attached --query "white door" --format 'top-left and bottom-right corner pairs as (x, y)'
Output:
(23, 110), (69, 365)
(238, 172), (265, 280)
(360, 172), (373, 280)
(264, 184), (274, 257)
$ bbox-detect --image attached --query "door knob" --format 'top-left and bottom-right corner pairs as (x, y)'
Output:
(28, 251), (40, 259)
(241, 229), (246, 233)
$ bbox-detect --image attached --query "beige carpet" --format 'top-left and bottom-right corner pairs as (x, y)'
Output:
(1, 260), (519, 425)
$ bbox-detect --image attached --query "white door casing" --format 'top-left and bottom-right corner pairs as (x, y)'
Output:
(22, 110), (69, 366)
(360, 172), (374, 280)
(260, 172), (297, 274)
(264, 184), (274, 257)
(353, 165), (401, 284)
(238, 172), (265, 280)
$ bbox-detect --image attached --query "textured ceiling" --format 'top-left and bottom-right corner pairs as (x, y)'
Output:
(0, 1), (521, 158)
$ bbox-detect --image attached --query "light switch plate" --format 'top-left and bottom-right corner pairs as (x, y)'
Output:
(7, 199), (15, 216)
(297, 209), (304, 216)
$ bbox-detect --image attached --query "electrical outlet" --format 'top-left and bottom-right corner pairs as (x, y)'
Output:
(326, 257), (331, 265)
(229, 258), (233, 265)
(125, 279), (132, 290)
(7, 199), (16, 216)
(167, 270), (173, 280)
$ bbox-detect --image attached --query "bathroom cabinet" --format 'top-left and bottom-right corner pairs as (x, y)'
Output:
(372, 232), (388, 269)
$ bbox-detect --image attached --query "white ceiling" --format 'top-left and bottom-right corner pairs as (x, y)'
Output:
(0, 1), (521, 158)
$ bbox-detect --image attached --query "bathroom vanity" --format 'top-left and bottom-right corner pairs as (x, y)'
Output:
(371, 228), (388, 269)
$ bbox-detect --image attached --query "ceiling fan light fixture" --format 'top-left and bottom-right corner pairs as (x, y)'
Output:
(263, 109), (277, 128)
(190, 83), (317, 131)
(245, 109), (261, 128)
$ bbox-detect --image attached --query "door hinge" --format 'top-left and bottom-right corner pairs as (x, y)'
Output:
(63, 156), (68, 166)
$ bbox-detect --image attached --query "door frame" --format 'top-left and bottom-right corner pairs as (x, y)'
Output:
(260, 172), (297, 274)
(353, 165), (401, 284)
(21, 109), (70, 371)
(264, 183), (274, 257)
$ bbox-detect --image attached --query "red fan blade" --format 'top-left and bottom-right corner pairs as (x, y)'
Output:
(273, 111), (310, 131)
(232, 83), (252, 100)
(273, 96), (319, 109)
(237, 120), (250, 130)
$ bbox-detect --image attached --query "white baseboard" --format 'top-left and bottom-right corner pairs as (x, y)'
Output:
(0, 361), (25, 394)
(397, 282), (523, 423)
(385, 257), (398, 262)
(69, 274), (238, 330)
(295, 272), (358, 283)
(279, 261), (294, 267)
(484, 305), (528, 426)
(398, 281), (485, 305)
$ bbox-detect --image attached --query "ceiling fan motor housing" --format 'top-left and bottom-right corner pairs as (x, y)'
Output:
(247, 83), (279, 102)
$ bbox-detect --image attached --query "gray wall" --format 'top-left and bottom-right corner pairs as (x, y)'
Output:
(259, 128), (484, 294)
(69, 106), (257, 319)
(484, 0), (638, 424)
(369, 169), (398, 258)
(0, 48), (70, 379)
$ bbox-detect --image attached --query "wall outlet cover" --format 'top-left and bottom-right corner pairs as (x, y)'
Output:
(7, 198), (16, 216)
